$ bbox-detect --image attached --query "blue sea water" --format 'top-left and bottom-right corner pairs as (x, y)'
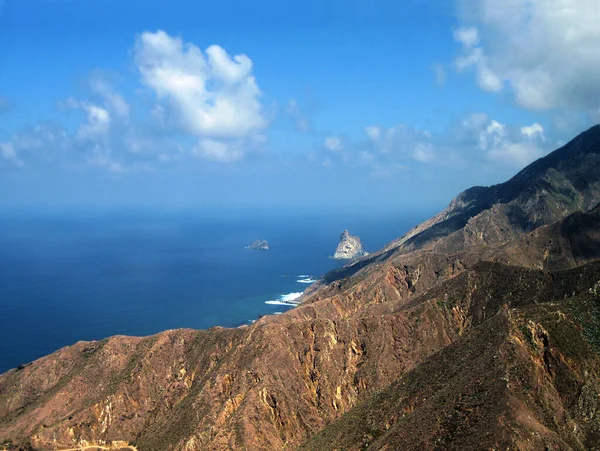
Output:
(0, 207), (432, 374)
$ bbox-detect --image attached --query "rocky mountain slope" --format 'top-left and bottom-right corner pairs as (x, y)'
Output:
(302, 260), (600, 450)
(391, 124), (600, 253)
(1, 126), (600, 450)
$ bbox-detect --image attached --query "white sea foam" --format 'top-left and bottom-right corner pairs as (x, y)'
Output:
(265, 300), (298, 306)
(297, 278), (316, 284)
(281, 292), (303, 302)
(265, 291), (303, 306)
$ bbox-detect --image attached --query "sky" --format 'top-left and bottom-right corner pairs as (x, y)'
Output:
(1, 0), (600, 211)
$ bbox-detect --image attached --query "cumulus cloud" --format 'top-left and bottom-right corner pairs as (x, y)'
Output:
(9, 94), (155, 172)
(323, 136), (343, 152)
(0, 123), (71, 169)
(454, 0), (600, 111)
(326, 114), (551, 178)
(453, 27), (479, 47)
(521, 123), (544, 139)
(78, 103), (112, 140)
(61, 98), (112, 140)
(476, 116), (545, 167)
(89, 76), (130, 118)
(454, 38), (502, 92)
(1, 32), (270, 171)
(134, 30), (267, 140)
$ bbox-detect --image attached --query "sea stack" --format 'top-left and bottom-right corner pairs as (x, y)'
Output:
(332, 230), (368, 259)
(246, 239), (270, 251)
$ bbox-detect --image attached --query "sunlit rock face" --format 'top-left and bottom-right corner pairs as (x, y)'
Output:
(332, 230), (368, 259)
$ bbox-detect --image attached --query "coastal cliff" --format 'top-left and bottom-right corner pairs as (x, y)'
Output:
(2, 126), (600, 450)
(332, 230), (367, 259)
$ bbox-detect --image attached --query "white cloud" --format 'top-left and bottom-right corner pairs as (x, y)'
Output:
(78, 103), (112, 140)
(323, 136), (343, 152)
(454, 46), (502, 92)
(89, 77), (130, 118)
(344, 115), (549, 173)
(453, 27), (479, 47)
(413, 143), (435, 163)
(192, 139), (243, 163)
(487, 142), (543, 167)
(477, 118), (545, 167)
(364, 126), (382, 142)
(134, 30), (267, 139)
(61, 98), (112, 140)
(455, 0), (600, 111)
(521, 123), (544, 139)
(478, 120), (506, 150)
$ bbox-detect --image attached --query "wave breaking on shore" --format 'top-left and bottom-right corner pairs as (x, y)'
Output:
(265, 292), (303, 306)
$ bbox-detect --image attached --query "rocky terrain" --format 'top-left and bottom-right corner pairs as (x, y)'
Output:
(246, 240), (269, 251)
(1, 125), (600, 450)
(332, 230), (367, 259)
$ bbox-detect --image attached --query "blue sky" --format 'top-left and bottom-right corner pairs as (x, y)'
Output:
(1, 0), (599, 210)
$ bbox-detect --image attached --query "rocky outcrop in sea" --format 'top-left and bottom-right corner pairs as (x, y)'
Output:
(246, 239), (269, 251)
(332, 230), (368, 259)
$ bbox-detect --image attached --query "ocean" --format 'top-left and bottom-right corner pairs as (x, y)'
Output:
(0, 207), (432, 374)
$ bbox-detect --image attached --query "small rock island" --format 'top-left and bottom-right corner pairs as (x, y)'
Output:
(332, 230), (368, 259)
(246, 239), (270, 251)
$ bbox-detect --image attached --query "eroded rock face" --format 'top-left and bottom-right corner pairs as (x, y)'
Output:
(332, 230), (368, 259)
